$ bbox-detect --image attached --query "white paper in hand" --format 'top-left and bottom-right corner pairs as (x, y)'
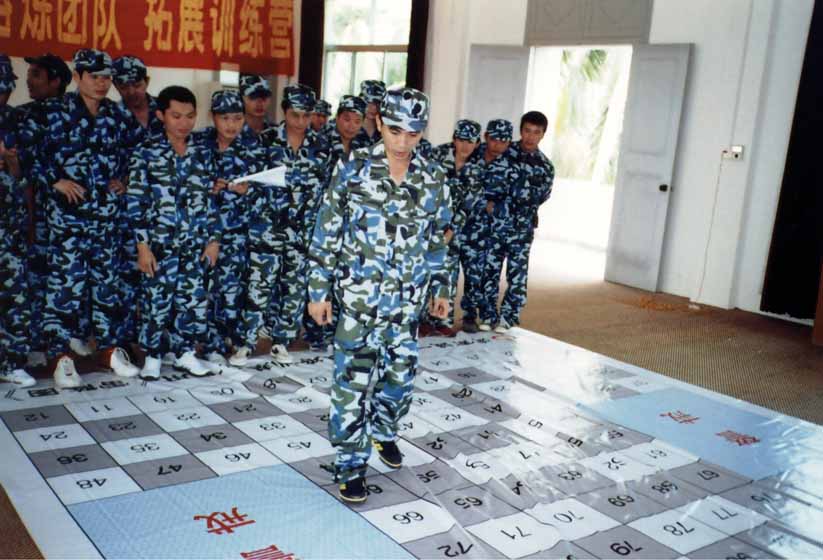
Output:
(231, 166), (286, 187)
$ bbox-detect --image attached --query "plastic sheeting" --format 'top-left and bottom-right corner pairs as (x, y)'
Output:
(1, 328), (821, 559)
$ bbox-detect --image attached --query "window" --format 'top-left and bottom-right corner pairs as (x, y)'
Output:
(322, 0), (411, 110)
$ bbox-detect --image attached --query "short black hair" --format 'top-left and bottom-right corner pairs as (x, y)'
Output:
(157, 86), (197, 112)
(520, 111), (548, 133)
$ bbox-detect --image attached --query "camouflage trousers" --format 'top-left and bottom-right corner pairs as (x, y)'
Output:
(329, 314), (418, 483)
(27, 210), (49, 352)
(206, 231), (248, 353)
(43, 223), (124, 358)
(117, 212), (140, 346)
(241, 246), (279, 348)
(270, 227), (309, 346)
(479, 228), (533, 326)
(139, 244), (209, 358)
(420, 242), (461, 328)
(458, 216), (489, 320)
(1, 232), (30, 374)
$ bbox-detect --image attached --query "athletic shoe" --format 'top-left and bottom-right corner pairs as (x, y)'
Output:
(462, 319), (479, 334)
(162, 352), (176, 366)
(338, 477), (367, 503)
(270, 344), (293, 364)
(229, 346), (252, 366)
(100, 347), (140, 377)
(0, 369), (36, 387)
(140, 356), (161, 381)
(372, 439), (402, 468)
(478, 322), (492, 332)
(27, 351), (47, 367)
(53, 355), (81, 388)
(494, 319), (512, 334)
(434, 324), (457, 337)
(69, 337), (94, 357)
(205, 352), (228, 366)
(174, 351), (210, 377)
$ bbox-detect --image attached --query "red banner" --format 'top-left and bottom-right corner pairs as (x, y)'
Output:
(0, 0), (294, 76)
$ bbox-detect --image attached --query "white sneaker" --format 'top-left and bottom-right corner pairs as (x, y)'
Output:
(270, 344), (293, 364)
(140, 356), (161, 381)
(162, 352), (176, 366)
(174, 351), (210, 377)
(27, 351), (47, 367)
(229, 346), (252, 366)
(53, 356), (81, 388)
(108, 347), (140, 377)
(205, 352), (228, 365)
(69, 337), (94, 357)
(494, 320), (511, 334)
(478, 323), (492, 332)
(0, 369), (36, 387)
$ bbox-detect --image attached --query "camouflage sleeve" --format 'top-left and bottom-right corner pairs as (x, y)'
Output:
(126, 147), (152, 245)
(534, 159), (555, 206)
(484, 155), (510, 205)
(37, 112), (63, 190)
(202, 152), (221, 244)
(450, 176), (468, 232)
(428, 178), (453, 300)
(306, 160), (347, 303)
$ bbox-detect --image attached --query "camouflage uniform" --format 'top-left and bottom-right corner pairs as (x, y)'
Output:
(303, 95), (368, 348)
(35, 50), (131, 358)
(355, 80), (385, 146)
(481, 139), (554, 326)
(0, 58), (30, 375)
(17, 56), (72, 354)
(422, 119), (484, 328)
(113, 56), (166, 345)
(240, 75), (275, 145)
(126, 132), (219, 359)
(193, 91), (267, 354)
(259, 85), (331, 348)
(308, 88), (451, 483)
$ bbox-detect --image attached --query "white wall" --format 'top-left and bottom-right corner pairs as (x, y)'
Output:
(650, 0), (813, 317)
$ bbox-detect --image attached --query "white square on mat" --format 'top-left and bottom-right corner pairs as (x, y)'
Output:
(195, 443), (282, 476)
(361, 499), (455, 543)
(466, 512), (561, 559)
(47, 466), (141, 505)
(101, 433), (189, 466)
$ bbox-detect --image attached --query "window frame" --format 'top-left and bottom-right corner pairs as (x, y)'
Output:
(322, 44), (408, 102)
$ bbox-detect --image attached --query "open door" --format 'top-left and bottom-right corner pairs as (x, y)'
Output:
(466, 45), (531, 130)
(605, 44), (690, 291)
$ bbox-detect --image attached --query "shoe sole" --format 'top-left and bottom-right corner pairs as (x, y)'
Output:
(172, 365), (210, 377)
(378, 454), (402, 469)
(338, 491), (367, 503)
(139, 374), (160, 381)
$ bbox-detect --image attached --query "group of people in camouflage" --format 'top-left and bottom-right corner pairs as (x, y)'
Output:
(0, 48), (553, 501)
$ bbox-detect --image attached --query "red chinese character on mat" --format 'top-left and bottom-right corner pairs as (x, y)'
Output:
(659, 410), (700, 424)
(240, 544), (295, 560)
(716, 430), (760, 446)
(194, 507), (256, 535)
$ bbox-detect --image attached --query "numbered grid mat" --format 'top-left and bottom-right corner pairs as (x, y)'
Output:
(0, 329), (822, 559)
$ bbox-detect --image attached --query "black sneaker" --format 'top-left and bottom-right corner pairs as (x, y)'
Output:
(462, 318), (479, 334)
(338, 476), (367, 503)
(373, 439), (402, 468)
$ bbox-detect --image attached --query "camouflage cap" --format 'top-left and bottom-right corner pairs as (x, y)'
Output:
(0, 54), (16, 93)
(337, 94), (366, 116)
(24, 53), (71, 86)
(282, 83), (316, 112)
(240, 74), (272, 98)
(112, 55), (148, 85)
(360, 79), (386, 103)
(73, 48), (112, 76)
(454, 119), (481, 143)
(486, 119), (513, 141)
(313, 99), (332, 116)
(380, 87), (429, 133)
(211, 90), (244, 114)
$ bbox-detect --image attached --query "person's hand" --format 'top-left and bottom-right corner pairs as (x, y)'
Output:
(137, 243), (158, 277)
(212, 178), (228, 195)
(228, 181), (249, 195)
(201, 241), (220, 267)
(485, 201), (494, 215)
(1, 145), (21, 178)
(444, 228), (454, 245)
(429, 297), (450, 319)
(108, 178), (126, 195)
(308, 301), (333, 325)
(53, 179), (86, 204)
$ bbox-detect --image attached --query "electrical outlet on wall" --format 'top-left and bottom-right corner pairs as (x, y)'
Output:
(721, 145), (745, 160)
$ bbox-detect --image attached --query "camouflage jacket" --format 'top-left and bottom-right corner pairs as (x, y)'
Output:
(260, 122), (332, 245)
(354, 124), (381, 147)
(118, 94), (165, 151)
(0, 104), (24, 232)
(325, 125), (370, 169)
(509, 140), (555, 230)
(430, 142), (486, 234)
(308, 142), (452, 325)
(15, 96), (63, 182)
(32, 92), (130, 225)
(481, 143), (522, 226)
(191, 126), (267, 234)
(126, 133), (219, 249)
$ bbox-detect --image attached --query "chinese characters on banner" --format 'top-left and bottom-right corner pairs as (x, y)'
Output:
(0, 0), (293, 75)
